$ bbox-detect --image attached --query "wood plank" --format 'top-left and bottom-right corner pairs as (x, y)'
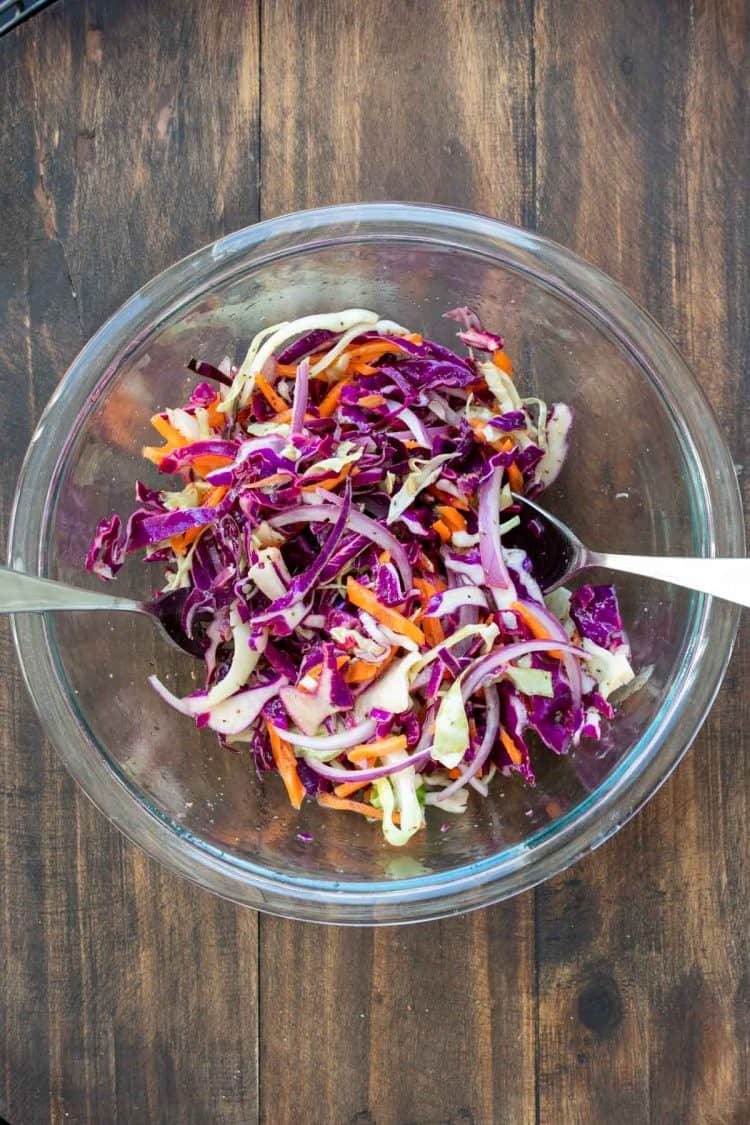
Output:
(0, 2), (262, 1122)
(534, 2), (750, 1122)
(258, 3), (537, 1123)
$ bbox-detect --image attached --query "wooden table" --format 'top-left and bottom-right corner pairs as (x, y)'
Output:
(1, 2), (748, 1122)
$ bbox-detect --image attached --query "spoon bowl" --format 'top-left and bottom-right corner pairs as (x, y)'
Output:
(510, 493), (750, 608)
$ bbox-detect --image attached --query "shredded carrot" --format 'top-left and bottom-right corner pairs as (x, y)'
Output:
(334, 778), (372, 798)
(205, 394), (226, 430)
(251, 472), (293, 489)
(266, 721), (305, 809)
(378, 550), (392, 565)
(192, 454), (234, 478)
(346, 578), (425, 646)
(271, 407), (292, 423)
(149, 413), (186, 444)
(358, 393), (386, 408)
(350, 361), (378, 375)
(423, 618), (445, 646)
(511, 600), (552, 640)
(317, 793), (384, 821)
(493, 349), (513, 376)
(508, 462), (524, 493)
(344, 341), (406, 364)
(255, 373), (288, 414)
(428, 485), (471, 511)
(447, 767), (462, 779)
(412, 577), (446, 646)
(301, 464), (352, 492)
(413, 576), (446, 600)
(142, 414), (192, 465)
(436, 504), (467, 533)
(511, 600), (563, 658)
(500, 728), (523, 766)
(348, 735), (408, 762)
(344, 647), (397, 685)
(318, 377), (351, 418)
(432, 518), (452, 543)
(403, 439), (420, 450)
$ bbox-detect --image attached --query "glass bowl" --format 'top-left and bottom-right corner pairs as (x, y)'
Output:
(9, 203), (743, 925)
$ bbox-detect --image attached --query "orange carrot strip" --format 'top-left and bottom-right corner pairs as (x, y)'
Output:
(347, 735), (408, 763)
(493, 350), (513, 376)
(508, 462), (524, 493)
(334, 778), (372, 798)
(414, 576), (447, 600)
(428, 485), (471, 511)
(205, 394), (226, 430)
(318, 793), (384, 821)
(436, 505), (467, 533)
(301, 465), (352, 492)
(255, 373), (288, 413)
(423, 618), (445, 647)
(344, 341), (406, 364)
(346, 578), (425, 646)
(500, 728), (523, 766)
(511, 600), (563, 658)
(378, 550), (392, 564)
(358, 393), (386, 408)
(344, 647), (397, 685)
(318, 377), (351, 418)
(432, 519), (452, 543)
(446, 767), (462, 779)
(266, 721), (305, 809)
(192, 454), (234, 478)
(149, 414), (187, 444)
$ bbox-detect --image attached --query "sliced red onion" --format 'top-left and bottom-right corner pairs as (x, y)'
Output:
(148, 674), (195, 716)
(478, 463), (515, 599)
(290, 358), (309, 436)
(277, 717), (377, 752)
(461, 638), (585, 701)
(427, 586), (489, 617)
(270, 500), (413, 591)
(302, 745), (432, 784)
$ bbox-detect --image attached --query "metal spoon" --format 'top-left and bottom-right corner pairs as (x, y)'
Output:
(508, 493), (750, 608)
(0, 568), (207, 655)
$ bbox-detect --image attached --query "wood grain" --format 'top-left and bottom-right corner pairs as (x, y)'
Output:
(0, 1), (748, 1123)
(0, 2), (261, 1123)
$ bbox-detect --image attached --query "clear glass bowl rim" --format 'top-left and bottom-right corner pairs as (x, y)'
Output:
(8, 202), (744, 925)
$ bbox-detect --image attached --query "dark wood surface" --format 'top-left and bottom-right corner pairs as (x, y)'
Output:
(0, 1), (748, 1122)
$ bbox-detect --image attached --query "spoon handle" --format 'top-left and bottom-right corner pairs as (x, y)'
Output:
(593, 554), (750, 609)
(0, 566), (140, 614)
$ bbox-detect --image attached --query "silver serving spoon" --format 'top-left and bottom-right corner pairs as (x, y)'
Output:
(0, 568), (207, 655)
(509, 493), (750, 607)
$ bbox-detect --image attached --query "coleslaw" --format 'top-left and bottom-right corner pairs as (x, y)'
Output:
(87, 307), (635, 845)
